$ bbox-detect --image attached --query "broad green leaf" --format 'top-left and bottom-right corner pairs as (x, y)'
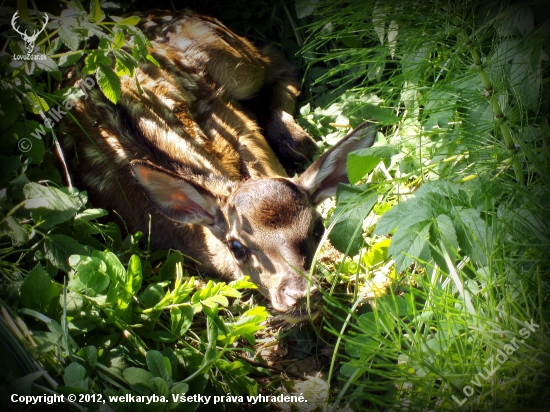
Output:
(329, 185), (377, 255)
(97, 250), (126, 284)
(171, 305), (194, 336)
(83, 50), (111, 75)
(357, 312), (378, 334)
(44, 234), (88, 272)
(347, 145), (395, 184)
(345, 335), (368, 358)
(114, 50), (137, 77)
(127, 254), (143, 294)
(359, 105), (398, 124)
(96, 64), (121, 104)
(169, 382), (190, 410)
(58, 52), (84, 68)
(59, 25), (82, 51)
(146, 54), (160, 67)
(377, 295), (408, 317)
(24, 183), (81, 212)
(112, 28), (125, 49)
(36, 57), (61, 79)
(19, 119), (47, 165)
(3, 216), (29, 246)
(159, 251), (184, 281)
(146, 350), (171, 384)
(454, 208), (491, 266)
(389, 219), (432, 273)
(340, 359), (367, 378)
(24, 92), (49, 113)
(138, 284), (165, 309)
(20, 264), (60, 312)
(149, 377), (169, 397)
(362, 238), (391, 267)
(68, 255), (109, 296)
(63, 362), (88, 390)
(434, 214), (459, 252)
(123, 367), (153, 389)
(76, 346), (98, 374)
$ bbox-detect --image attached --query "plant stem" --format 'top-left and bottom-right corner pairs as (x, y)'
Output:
(453, 17), (525, 185)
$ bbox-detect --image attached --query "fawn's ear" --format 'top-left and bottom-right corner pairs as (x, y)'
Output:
(297, 122), (377, 205)
(131, 161), (225, 236)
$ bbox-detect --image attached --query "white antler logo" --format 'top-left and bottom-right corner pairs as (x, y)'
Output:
(11, 10), (49, 55)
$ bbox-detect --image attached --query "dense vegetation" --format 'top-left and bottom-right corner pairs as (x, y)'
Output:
(1, 0), (548, 411)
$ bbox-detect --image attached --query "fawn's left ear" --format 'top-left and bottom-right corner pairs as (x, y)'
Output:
(296, 122), (377, 205)
(131, 160), (226, 237)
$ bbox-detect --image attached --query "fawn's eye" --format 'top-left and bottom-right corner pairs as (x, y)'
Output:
(228, 239), (248, 262)
(313, 220), (325, 242)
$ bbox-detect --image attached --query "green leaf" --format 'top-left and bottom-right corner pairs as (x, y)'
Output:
(75, 208), (108, 221)
(98, 250), (126, 284)
(90, 0), (105, 23)
(59, 25), (82, 51)
(117, 16), (140, 26)
(58, 52), (84, 68)
(83, 50), (111, 74)
(377, 295), (408, 317)
(357, 312), (378, 334)
(362, 238), (391, 267)
(68, 255), (110, 296)
(454, 208), (491, 266)
(36, 57), (61, 79)
(388, 219), (432, 273)
(347, 145), (395, 184)
(44, 234), (88, 272)
(359, 105), (398, 124)
(24, 92), (49, 113)
(146, 54), (160, 67)
(2, 216), (29, 246)
(96, 64), (121, 104)
(171, 305), (194, 336)
(24, 183), (81, 212)
(127, 254), (143, 295)
(123, 367), (153, 389)
(329, 185), (377, 255)
(169, 382), (190, 410)
(204, 316), (219, 364)
(112, 29), (125, 49)
(76, 346), (98, 374)
(149, 377), (169, 397)
(159, 251), (184, 281)
(146, 350), (171, 384)
(63, 362), (88, 390)
(20, 264), (60, 312)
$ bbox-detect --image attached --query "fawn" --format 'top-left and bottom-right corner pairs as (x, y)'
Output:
(60, 10), (376, 322)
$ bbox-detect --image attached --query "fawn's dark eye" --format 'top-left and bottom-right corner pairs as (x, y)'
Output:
(228, 239), (248, 262)
(313, 220), (325, 242)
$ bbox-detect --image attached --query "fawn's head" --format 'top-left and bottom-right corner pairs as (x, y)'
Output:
(131, 123), (376, 321)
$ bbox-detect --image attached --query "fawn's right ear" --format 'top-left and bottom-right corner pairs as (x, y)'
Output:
(131, 161), (226, 237)
(296, 122), (377, 205)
